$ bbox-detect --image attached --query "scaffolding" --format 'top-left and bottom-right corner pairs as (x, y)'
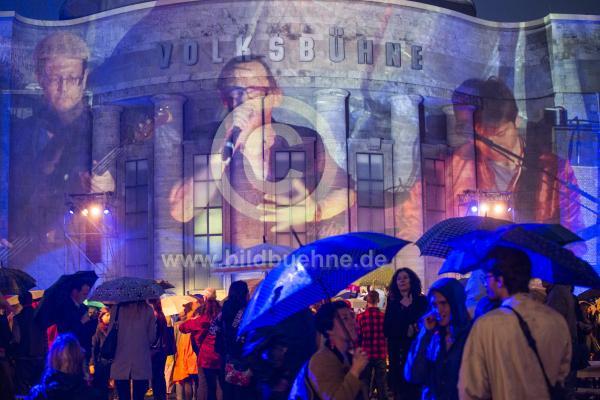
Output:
(63, 192), (118, 279)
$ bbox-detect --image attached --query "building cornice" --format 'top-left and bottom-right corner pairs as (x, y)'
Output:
(2, 0), (598, 29)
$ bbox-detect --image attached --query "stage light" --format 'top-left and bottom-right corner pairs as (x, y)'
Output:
(103, 208), (110, 215)
(470, 205), (478, 214)
(81, 208), (89, 217)
(494, 203), (505, 214)
(90, 206), (102, 217)
(480, 203), (489, 213)
(507, 207), (512, 212)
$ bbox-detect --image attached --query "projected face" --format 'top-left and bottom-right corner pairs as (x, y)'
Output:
(220, 59), (280, 153)
(39, 57), (87, 113)
(475, 119), (520, 163)
(222, 60), (272, 110)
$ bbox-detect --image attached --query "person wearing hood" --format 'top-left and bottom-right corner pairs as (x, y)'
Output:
(28, 333), (101, 400)
(404, 278), (471, 400)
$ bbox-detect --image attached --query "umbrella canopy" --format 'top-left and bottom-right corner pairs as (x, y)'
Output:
(35, 271), (98, 328)
(0, 267), (36, 294)
(90, 277), (164, 303)
(514, 223), (583, 245)
(160, 294), (197, 316)
(416, 216), (512, 258)
(439, 227), (600, 287)
(238, 232), (410, 335)
(355, 265), (395, 287)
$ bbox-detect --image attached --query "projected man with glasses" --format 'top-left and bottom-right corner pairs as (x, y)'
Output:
(9, 31), (92, 276)
(171, 56), (351, 247)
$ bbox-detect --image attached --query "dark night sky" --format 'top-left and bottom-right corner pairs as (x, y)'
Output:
(0, 0), (599, 21)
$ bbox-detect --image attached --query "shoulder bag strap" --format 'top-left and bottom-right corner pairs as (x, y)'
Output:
(502, 305), (554, 391)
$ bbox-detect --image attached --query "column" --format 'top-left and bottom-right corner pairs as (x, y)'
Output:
(152, 94), (186, 293)
(390, 94), (425, 280)
(91, 105), (122, 277)
(315, 89), (349, 238)
(442, 104), (476, 216)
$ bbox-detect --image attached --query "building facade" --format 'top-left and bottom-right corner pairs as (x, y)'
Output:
(0, 0), (599, 292)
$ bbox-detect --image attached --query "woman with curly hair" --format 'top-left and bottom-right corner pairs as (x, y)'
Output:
(384, 268), (428, 400)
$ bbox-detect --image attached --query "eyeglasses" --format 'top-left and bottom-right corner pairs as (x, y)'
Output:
(223, 86), (270, 104)
(42, 75), (84, 88)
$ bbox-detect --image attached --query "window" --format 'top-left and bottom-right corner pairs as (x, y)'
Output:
(274, 151), (306, 247)
(424, 158), (446, 227)
(356, 153), (384, 232)
(193, 154), (223, 263)
(124, 159), (148, 269)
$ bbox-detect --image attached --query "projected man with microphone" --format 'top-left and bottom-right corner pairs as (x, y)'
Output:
(170, 56), (352, 249)
(218, 56), (352, 243)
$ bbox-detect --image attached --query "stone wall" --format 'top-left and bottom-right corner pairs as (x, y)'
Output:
(2, 2), (599, 290)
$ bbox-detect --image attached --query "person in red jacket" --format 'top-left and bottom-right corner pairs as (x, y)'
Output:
(179, 298), (222, 400)
(356, 291), (387, 400)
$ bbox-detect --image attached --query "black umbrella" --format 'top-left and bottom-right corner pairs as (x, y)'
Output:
(35, 271), (98, 328)
(514, 223), (583, 246)
(440, 227), (600, 287)
(0, 267), (36, 295)
(417, 217), (583, 259)
(416, 216), (512, 258)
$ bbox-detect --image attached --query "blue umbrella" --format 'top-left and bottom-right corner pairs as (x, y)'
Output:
(439, 226), (600, 287)
(238, 232), (410, 335)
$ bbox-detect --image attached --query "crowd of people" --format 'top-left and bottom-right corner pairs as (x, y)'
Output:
(0, 245), (598, 400)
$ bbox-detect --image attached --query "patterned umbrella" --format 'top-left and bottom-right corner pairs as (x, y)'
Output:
(90, 277), (164, 303)
(416, 216), (512, 258)
(440, 227), (600, 287)
(0, 267), (36, 294)
(513, 223), (582, 245)
(239, 232), (410, 335)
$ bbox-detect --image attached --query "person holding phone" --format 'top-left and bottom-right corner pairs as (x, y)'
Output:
(404, 278), (471, 400)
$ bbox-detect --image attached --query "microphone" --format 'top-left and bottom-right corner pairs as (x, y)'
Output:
(222, 126), (241, 162)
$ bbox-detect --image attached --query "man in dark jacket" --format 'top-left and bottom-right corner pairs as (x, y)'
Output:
(12, 291), (48, 395)
(55, 281), (91, 348)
